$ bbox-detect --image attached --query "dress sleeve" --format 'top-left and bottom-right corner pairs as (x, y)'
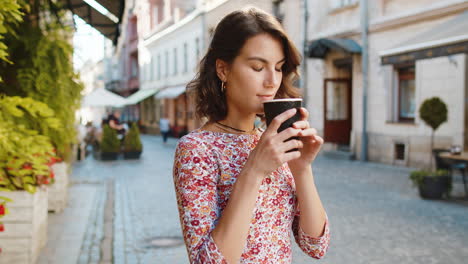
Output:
(173, 138), (228, 264)
(292, 210), (330, 259)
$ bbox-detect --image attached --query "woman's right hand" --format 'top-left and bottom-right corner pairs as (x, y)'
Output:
(244, 108), (303, 179)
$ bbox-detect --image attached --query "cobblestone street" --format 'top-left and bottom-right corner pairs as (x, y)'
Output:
(42, 135), (468, 264)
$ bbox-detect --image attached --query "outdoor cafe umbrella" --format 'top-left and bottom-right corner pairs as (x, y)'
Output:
(82, 88), (127, 107)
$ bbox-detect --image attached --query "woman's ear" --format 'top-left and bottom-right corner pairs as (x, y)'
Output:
(215, 59), (229, 82)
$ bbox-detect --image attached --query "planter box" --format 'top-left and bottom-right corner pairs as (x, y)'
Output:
(0, 187), (48, 264)
(123, 151), (142, 160)
(419, 176), (451, 199)
(100, 152), (119, 161)
(48, 162), (69, 213)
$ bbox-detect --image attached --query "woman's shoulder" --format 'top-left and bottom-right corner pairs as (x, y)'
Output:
(176, 129), (214, 152)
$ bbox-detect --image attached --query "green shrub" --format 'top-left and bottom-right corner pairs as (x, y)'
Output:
(123, 123), (143, 152)
(101, 125), (120, 153)
(418, 97), (448, 171)
(409, 169), (450, 187)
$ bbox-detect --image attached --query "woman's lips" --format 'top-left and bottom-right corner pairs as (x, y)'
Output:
(257, 95), (273, 100)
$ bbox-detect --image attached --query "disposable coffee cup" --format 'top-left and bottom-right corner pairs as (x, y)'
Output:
(263, 98), (302, 152)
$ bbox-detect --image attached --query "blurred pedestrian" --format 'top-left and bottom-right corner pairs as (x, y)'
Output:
(159, 115), (170, 144)
(172, 7), (329, 264)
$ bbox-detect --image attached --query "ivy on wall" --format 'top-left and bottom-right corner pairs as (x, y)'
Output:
(0, 0), (84, 160)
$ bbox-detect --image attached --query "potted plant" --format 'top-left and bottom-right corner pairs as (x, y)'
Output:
(122, 123), (143, 159)
(409, 97), (450, 199)
(100, 125), (121, 161)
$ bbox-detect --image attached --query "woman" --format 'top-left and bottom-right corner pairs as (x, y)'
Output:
(173, 7), (330, 264)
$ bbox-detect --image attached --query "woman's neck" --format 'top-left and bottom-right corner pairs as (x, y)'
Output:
(218, 111), (257, 132)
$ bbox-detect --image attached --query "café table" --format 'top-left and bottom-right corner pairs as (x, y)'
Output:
(439, 152), (468, 196)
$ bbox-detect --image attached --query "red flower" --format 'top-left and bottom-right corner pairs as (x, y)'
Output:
(22, 164), (33, 170)
(0, 204), (5, 216)
(191, 220), (200, 226)
(50, 171), (55, 179)
(265, 178), (271, 184)
(193, 157), (201, 163)
(0, 223), (4, 232)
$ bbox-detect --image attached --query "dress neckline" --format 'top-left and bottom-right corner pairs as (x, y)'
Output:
(194, 127), (263, 137)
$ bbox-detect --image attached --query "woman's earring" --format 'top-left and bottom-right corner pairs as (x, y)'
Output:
(221, 81), (226, 93)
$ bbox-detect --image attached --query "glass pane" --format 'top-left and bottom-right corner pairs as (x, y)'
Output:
(399, 79), (415, 118)
(326, 82), (349, 120)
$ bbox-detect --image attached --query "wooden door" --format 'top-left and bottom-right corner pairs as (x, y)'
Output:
(324, 78), (352, 145)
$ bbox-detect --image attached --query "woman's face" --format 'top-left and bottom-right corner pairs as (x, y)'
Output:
(222, 33), (285, 116)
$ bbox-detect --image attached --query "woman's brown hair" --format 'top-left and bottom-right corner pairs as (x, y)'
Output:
(187, 6), (302, 122)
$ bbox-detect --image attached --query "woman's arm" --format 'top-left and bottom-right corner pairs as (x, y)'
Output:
(210, 165), (263, 263)
(289, 164), (327, 237)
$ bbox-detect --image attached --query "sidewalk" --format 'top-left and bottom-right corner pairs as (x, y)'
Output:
(37, 135), (468, 264)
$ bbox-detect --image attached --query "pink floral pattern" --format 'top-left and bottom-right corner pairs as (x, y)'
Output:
(173, 129), (330, 263)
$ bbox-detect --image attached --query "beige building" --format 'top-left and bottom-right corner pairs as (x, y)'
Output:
(280, 0), (468, 168)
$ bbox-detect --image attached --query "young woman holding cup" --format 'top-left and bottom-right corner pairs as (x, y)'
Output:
(173, 7), (329, 264)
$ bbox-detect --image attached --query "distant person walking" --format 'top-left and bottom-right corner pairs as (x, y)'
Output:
(159, 116), (170, 144)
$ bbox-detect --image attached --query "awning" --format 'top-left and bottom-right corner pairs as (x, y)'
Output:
(125, 88), (160, 105)
(308, 38), (362, 58)
(381, 11), (468, 64)
(155, 86), (186, 99)
(61, 0), (125, 44)
(82, 88), (127, 107)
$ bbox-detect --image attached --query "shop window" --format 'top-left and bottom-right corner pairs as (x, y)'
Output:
(183, 42), (188, 73)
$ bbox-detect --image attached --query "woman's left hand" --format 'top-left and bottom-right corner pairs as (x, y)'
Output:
(287, 107), (324, 170)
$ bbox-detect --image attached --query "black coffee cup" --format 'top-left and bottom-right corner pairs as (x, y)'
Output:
(263, 98), (303, 152)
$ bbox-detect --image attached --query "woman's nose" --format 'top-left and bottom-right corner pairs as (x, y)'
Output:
(264, 69), (279, 87)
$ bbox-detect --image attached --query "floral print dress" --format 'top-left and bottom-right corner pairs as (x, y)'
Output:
(173, 128), (330, 264)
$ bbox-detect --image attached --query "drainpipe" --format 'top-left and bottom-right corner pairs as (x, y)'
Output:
(302, 0), (309, 108)
(360, 0), (369, 161)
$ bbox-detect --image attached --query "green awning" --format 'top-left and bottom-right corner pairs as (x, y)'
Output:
(308, 38), (362, 58)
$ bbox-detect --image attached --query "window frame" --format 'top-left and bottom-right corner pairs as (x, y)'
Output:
(396, 64), (416, 123)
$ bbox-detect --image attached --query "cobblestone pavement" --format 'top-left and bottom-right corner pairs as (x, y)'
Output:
(68, 135), (468, 264)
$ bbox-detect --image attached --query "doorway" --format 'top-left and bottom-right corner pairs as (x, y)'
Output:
(324, 78), (352, 145)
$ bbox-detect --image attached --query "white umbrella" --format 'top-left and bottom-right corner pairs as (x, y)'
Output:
(82, 88), (127, 107)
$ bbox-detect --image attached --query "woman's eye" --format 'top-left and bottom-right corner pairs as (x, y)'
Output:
(252, 67), (263, 72)
(275, 68), (282, 72)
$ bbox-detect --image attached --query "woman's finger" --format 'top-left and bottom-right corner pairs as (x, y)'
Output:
(299, 107), (309, 121)
(277, 127), (301, 142)
(265, 108), (297, 136)
(292, 120), (309, 129)
(298, 127), (318, 137)
(282, 149), (301, 163)
(280, 139), (303, 153)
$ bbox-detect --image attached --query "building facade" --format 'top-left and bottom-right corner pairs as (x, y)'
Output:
(280, 0), (468, 168)
(137, 0), (274, 136)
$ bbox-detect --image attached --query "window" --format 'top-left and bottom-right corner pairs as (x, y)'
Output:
(173, 47), (178, 75)
(152, 5), (159, 28)
(195, 37), (200, 60)
(150, 56), (154, 81)
(183, 42), (188, 73)
(165, 50), (169, 77)
(157, 54), (161, 80)
(131, 55), (138, 78)
(397, 65), (415, 122)
(332, 0), (358, 9)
